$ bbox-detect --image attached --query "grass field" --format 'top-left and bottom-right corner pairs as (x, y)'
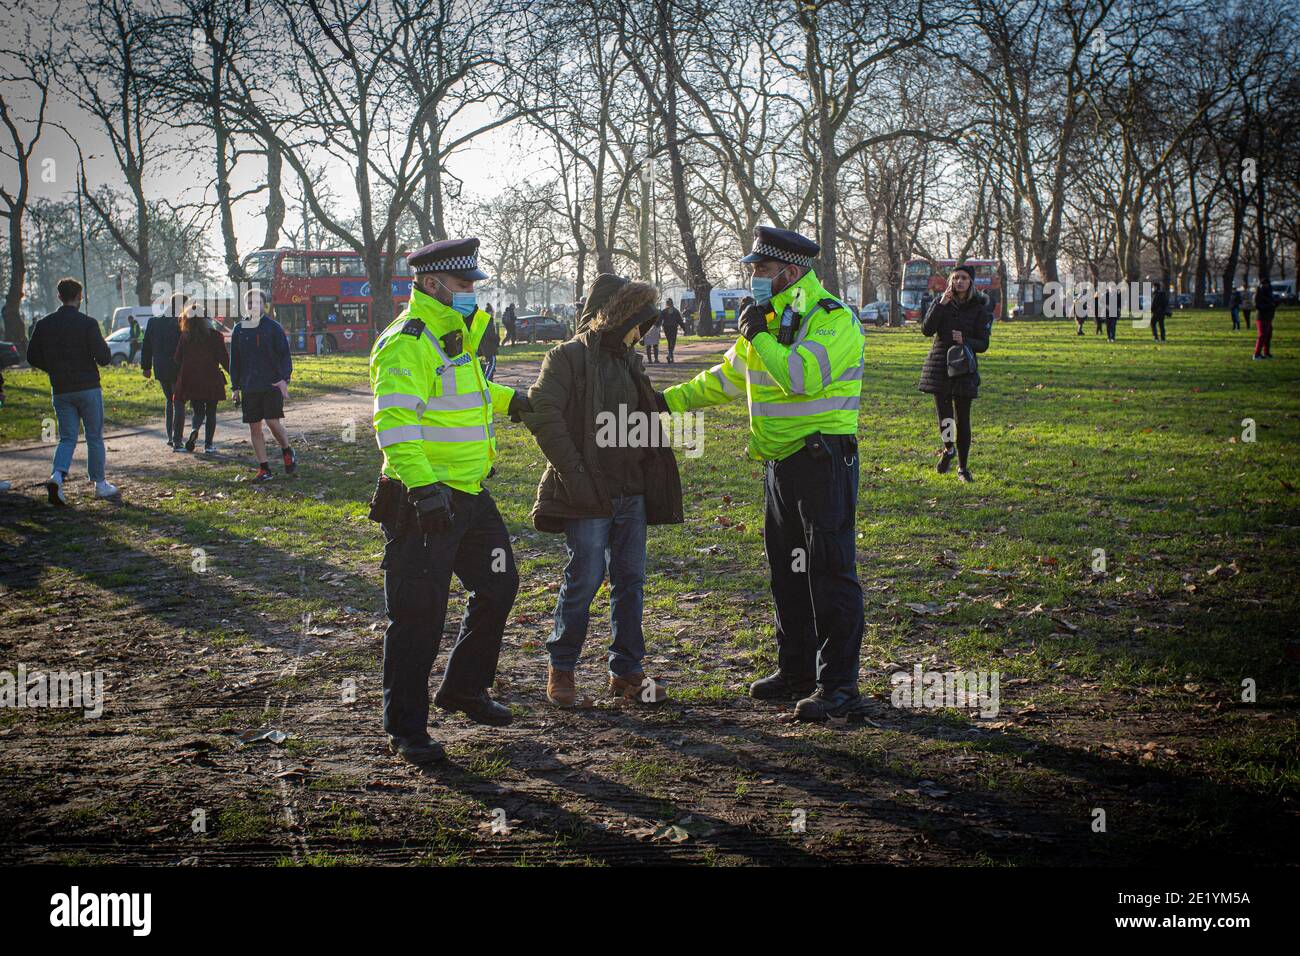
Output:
(1, 308), (1296, 865)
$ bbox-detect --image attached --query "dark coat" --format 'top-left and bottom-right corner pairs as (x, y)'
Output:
(661, 306), (683, 335)
(1151, 287), (1171, 318)
(917, 290), (992, 399)
(26, 305), (111, 395)
(1255, 285), (1277, 321)
(522, 284), (683, 534)
(142, 314), (182, 382)
(173, 326), (231, 402)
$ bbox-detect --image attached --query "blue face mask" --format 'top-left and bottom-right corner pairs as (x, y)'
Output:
(450, 292), (478, 318)
(750, 276), (773, 304)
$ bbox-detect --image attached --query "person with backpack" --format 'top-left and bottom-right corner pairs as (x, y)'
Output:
(522, 274), (681, 708)
(918, 263), (993, 483)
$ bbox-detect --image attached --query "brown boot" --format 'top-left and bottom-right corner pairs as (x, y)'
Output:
(547, 665), (577, 707)
(608, 671), (668, 704)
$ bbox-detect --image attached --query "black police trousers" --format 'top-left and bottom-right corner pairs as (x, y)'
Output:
(380, 487), (519, 740)
(763, 434), (864, 690)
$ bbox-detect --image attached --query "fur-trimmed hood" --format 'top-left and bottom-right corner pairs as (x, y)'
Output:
(589, 280), (660, 337)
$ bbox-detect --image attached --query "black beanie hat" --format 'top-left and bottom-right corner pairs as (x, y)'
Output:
(953, 263), (975, 281)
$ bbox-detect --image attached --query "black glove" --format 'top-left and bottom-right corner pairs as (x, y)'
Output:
(652, 390), (669, 413)
(738, 303), (770, 342)
(407, 482), (455, 535)
(508, 391), (532, 423)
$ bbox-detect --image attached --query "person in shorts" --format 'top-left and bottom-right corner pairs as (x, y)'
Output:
(230, 289), (296, 482)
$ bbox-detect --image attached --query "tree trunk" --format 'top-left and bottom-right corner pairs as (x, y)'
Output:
(262, 140), (286, 249)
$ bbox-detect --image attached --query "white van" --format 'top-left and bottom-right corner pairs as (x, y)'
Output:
(110, 305), (158, 334)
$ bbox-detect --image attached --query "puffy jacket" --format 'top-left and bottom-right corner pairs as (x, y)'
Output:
(229, 316), (292, 391)
(522, 286), (682, 533)
(917, 291), (992, 399)
(26, 306), (111, 395)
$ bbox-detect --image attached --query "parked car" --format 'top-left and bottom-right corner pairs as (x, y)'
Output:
(859, 301), (889, 326)
(1174, 293), (1193, 309)
(514, 314), (568, 342)
(0, 340), (20, 368)
(1203, 292), (1223, 308)
(106, 327), (136, 365)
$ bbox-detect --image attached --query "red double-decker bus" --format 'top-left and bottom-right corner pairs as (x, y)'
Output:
(900, 258), (1005, 322)
(241, 249), (413, 354)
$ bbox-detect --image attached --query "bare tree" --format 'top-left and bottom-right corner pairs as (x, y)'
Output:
(0, 20), (52, 347)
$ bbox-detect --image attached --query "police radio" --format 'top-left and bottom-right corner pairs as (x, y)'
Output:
(776, 304), (800, 346)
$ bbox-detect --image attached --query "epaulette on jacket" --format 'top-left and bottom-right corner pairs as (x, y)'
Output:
(401, 318), (425, 337)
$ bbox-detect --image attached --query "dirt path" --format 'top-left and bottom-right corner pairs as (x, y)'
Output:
(0, 339), (722, 487)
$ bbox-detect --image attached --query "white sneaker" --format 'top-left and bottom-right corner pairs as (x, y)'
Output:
(46, 473), (67, 507)
(94, 480), (119, 499)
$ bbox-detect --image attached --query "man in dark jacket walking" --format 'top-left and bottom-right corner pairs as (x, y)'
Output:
(1150, 282), (1170, 342)
(26, 278), (117, 505)
(522, 275), (683, 708)
(142, 293), (185, 446)
(660, 298), (683, 362)
(503, 303), (517, 346)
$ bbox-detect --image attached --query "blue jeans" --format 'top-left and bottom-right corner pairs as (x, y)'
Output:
(51, 388), (106, 482)
(547, 494), (647, 677)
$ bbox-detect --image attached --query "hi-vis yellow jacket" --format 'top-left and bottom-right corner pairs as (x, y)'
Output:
(663, 269), (864, 461)
(369, 287), (516, 493)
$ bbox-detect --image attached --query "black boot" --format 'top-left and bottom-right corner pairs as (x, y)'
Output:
(185, 428), (198, 452)
(750, 670), (816, 701)
(794, 685), (863, 722)
(936, 447), (955, 474)
(434, 687), (513, 726)
(387, 734), (446, 766)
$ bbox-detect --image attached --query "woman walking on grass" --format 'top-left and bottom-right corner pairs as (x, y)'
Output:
(918, 263), (992, 483)
(172, 307), (231, 454)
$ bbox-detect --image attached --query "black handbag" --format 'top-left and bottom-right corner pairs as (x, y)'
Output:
(946, 343), (976, 377)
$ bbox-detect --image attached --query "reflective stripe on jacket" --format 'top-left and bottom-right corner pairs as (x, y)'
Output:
(663, 269), (864, 461)
(369, 287), (516, 493)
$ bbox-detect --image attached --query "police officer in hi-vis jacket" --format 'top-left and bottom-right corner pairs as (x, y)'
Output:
(656, 226), (866, 721)
(368, 238), (531, 765)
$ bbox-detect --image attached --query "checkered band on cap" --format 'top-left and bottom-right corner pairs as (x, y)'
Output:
(752, 241), (814, 268)
(412, 254), (479, 273)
